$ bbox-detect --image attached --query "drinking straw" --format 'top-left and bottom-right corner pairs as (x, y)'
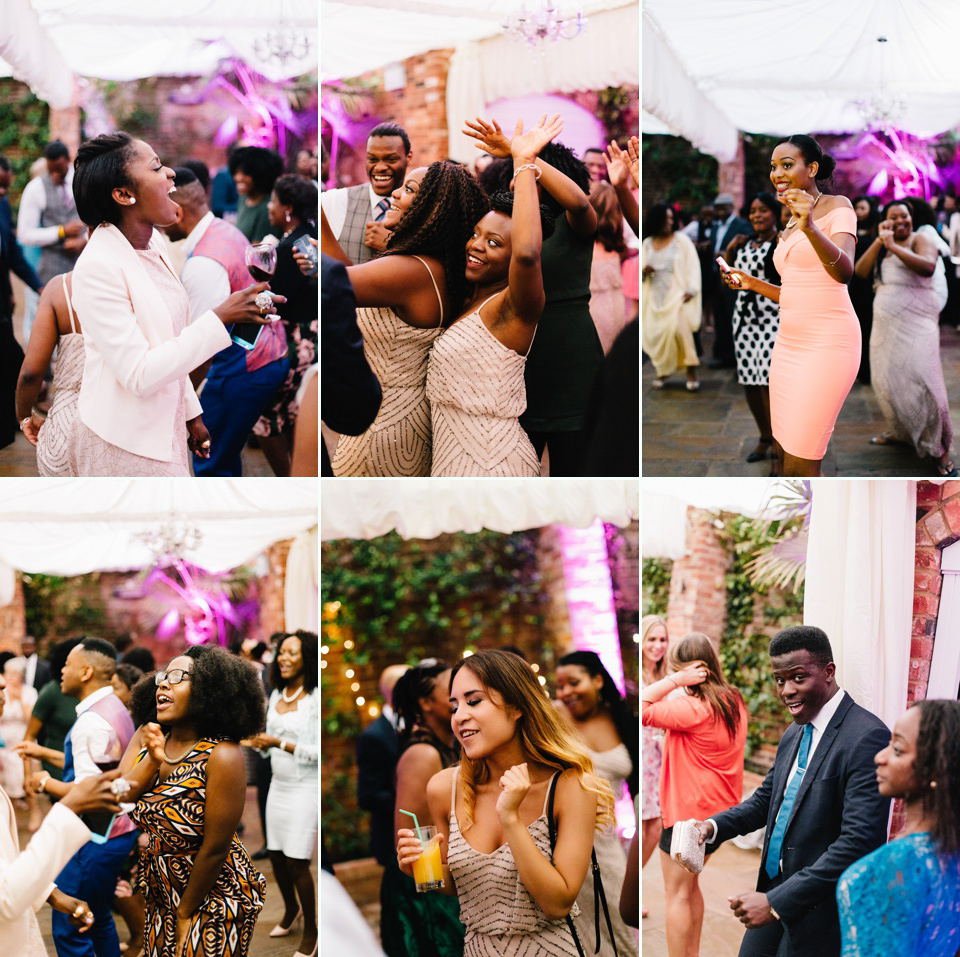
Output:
(399, 809), (423, 842)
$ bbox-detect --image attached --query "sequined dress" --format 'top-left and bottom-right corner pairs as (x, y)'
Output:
(130, 740), (266, 957)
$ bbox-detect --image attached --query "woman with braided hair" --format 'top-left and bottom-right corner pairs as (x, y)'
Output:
(425, 115), (562, 476)
(837, 699), (960, 955)
(322, 161), (489, 476)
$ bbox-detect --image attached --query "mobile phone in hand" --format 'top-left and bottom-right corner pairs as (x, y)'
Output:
(716, 256), (741, 286)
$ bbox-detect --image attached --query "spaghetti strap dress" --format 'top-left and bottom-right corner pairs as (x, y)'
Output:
(130, 740), (266, 957)
(446, 769), (580, 956)
(425, 294), (540, 477)
(770, 205), (860, 459)
(332, 255), (443, 476)
(37, 274), (84, 476)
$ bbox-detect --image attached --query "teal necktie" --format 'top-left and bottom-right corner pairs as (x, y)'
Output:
(764, 722), (813, 880)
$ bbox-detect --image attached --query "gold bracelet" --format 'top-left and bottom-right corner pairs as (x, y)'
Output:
(825, 249), (842, 267)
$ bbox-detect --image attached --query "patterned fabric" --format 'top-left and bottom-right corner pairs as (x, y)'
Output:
(39, 173), (80, 284)
(640, 674), (664, 821)
(340, 185), (378, 264)
(447, 770), (580, 957)
(36, 291), (84, 475)
(588, 245), (626, 354)
(74, 248), (191, 475)
(870, 250), (953, 459)
(732, 239), (780, 386)
(837, 832), (960, 956)
(426, 301), (539, 477)
(190, 217), (253, 294)
(131, 739), (266, 957)
(333, 258), (444, 476)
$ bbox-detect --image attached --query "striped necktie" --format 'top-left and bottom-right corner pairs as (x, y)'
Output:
(374, 198), (390, 222)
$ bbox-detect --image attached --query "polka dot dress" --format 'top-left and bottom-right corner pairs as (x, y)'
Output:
(732, 239), (780, 386)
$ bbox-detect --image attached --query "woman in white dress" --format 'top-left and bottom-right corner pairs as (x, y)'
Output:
(0, 659), (37, 804)
(245, 631), (318, 957)
(555, 651), (639, 956)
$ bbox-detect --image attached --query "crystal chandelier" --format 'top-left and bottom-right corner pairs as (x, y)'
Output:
(134, 515), (203, 565)
(503, 2), (587, 49)
(852, 36), (905, 132)
(253, 3), (312, 69)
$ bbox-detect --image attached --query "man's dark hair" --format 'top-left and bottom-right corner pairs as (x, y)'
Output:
(172, 166), (199, 188)
(114, 633), (134, 654)
(130, 645), (266, 740)
(583, 147), (605, 158)
(45, 140), (70, 162)
(0, 155), (10, 173)
(78, 636), (118, 680)
(79, 636), (118, 661)
(228, 146), (284, 197)
(769, 626), (834, 667)
(180, 159), (210, 191)
(73, 131), (138, 228)
(122, 646), (156, 673)
(368, 122), (411, 156)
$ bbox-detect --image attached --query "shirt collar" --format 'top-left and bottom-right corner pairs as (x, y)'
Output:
(809, 687), (845, 736)
(368, 182), (390, 214)
(76, 685), (116, 716)
(182, 210), (215, 256)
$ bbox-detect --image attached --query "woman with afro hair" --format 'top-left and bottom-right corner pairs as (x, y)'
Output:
(322, 160), (489, 476)
(837, 699), (960, 956)
(119, 645), (268, 957)
(425, 115), (563, 476)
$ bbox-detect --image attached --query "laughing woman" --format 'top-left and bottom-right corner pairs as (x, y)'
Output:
(123, 646), (267, 957)
(70, 132), (280, 476)
(397, 649), (615, 957)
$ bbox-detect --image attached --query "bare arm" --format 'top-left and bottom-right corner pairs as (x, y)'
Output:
(345, 255), (445, 329)
(888, 231), (938, 276)
(603, 141), (639, 237)
(16, 282), (61, 437)
(721, 268), (781, 304)
(853, 236), (884, 279)
(321, 208), (352, 265)
(397, 767), (458, 896)
(393, 743), (444, 837)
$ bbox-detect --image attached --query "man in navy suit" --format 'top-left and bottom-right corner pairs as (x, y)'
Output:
(0, 155), (42, 448)
(694, 626), (890, 957)
(320, 253), (381, 475)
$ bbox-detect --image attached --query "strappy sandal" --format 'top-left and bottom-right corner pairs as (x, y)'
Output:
(937, 459), (959, 477)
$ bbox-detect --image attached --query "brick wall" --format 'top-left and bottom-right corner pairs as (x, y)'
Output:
(0, 577), (26, 654)
(665, 507), (730, 649)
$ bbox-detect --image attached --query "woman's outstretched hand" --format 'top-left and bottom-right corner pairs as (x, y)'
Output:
(496, 762), (532, 823)
(462, 117), (512, 158)
(142, 722), (166, 765)
(212, 282), (286, 326)
(626, 135), (639, 188)
(604, 140), (631, 189)
(510, 114), (564, 162)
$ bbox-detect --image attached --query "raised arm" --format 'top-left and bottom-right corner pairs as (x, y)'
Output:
(604, 140), (639, 237)
(853, 235), (884, 279)
(463, 116), (597, 238)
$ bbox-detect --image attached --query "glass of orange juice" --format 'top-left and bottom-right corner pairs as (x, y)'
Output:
(412, 826), (444, 892)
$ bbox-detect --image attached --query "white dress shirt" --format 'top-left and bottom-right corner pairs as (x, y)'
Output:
(179, 212), (231, 322)
(320, 183), (385, 240)
(17, 170), (76, 247)
(70, 686), (121, 781)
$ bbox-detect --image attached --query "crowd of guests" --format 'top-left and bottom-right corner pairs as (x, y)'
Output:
(2, 136), (320, 476)
(0, 626), (319, 957)
(321, 119), (640, 478)
(344, 648), (640, 957)
(641, 618), (960, 957)
(643, 131), (960, 478)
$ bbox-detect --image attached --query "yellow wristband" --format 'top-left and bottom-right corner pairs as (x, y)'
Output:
(58, 225), (65, 240)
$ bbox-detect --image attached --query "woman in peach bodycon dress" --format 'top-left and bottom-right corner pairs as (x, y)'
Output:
(721, 135), (859, 476)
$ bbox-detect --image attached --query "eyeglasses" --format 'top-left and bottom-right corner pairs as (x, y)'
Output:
(154, 669), (192, 687)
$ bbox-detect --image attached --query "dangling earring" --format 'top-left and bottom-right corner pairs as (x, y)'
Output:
(285, 211), (291, 223)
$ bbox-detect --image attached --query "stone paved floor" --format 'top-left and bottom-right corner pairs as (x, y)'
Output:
(643, 324), (960, 477)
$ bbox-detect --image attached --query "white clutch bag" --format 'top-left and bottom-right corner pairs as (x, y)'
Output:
(670, 819), (705, 874)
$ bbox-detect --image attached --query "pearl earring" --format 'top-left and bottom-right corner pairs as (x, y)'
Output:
(285, 211), (291, 223)
(129, 198), (136, 205)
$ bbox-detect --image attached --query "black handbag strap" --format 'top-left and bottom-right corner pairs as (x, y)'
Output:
(546, 772), (619, 957)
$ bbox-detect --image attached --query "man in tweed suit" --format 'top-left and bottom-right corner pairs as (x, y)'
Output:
(320, 122), (412, 264)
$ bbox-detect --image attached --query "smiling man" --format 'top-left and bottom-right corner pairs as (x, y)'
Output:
(692, 625), (890, 957)
(320, 122), (412, 264)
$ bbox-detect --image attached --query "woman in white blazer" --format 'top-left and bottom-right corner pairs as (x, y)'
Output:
(69, 132), (283, 475)
(0, 674), (123, 956)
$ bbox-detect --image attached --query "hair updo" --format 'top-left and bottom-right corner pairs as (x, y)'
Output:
(777, 134), (836, 181)
(489, 189), (556, 240)
(73, 131), (138, 228)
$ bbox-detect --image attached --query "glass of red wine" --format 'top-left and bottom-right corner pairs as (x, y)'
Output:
(245, 242), (277, 283)
(83, 739), (123, 842)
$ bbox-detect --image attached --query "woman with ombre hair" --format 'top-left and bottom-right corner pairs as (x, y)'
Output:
(642, 633), (747, 957)
(397, 649), (615, 956)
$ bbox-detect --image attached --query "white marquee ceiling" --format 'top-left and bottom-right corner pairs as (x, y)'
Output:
(643, 0), (960, 160)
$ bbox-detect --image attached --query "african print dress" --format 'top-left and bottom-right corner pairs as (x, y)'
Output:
(130, 739), (266, 957)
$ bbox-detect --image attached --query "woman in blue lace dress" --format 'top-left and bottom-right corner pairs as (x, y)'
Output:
(836, 699), (960, 956)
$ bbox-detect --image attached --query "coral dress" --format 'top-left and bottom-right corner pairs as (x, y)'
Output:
(131, 740), (265, 957)
(770, 206), (860, 459)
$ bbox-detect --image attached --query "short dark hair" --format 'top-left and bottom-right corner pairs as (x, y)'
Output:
(130, 645), (266, 741)
(180, 159), (210, 192)
(768, 625), (833, 667)
(368, 122), (411, 155)
(489, 189), (556, 241)
(268, 630), (318, 693)
(73, 131), (138, 228)
(228, 146), (284, 197)
(273, 172), (318, 226)
(45, 140), (69, 162)
(79, 637), (117, 661)
(122, 646), (156, 673)
(172, 166), (198, 188)
(0, 155), (10, 173)
(642, 202), (673, 239)
(583, 148), (605, 157)
(114, 662), (144, 690)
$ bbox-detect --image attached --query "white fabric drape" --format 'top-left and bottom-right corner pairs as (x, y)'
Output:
(644, 0), (960, 157)
(0, 479), (317, 575)
(447, 4), (640, 162)
(803, 480), (915, 732)
(320, 479), (638, 541)
(284, 527), (319, 633)
(0, 0), (73, 108)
